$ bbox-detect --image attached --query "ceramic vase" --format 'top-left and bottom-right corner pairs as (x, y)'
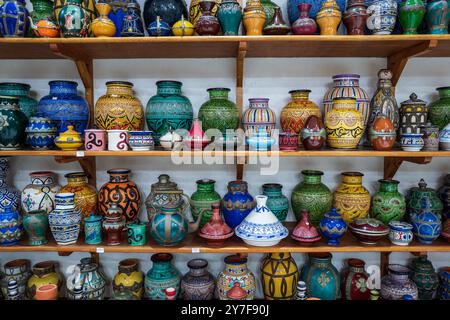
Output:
(292, 3), (317, 34)
(428, 86), (450, 130)
(410, 256), (439, 300)
(143, 0), (188, 28)
(381, 264), (418, 300)
(262, 183), (288, 222)
(66, 257), (106, 300)
(319, 208), (347, 245)
(426, 0), (450, 34)
(83, 214), (102, 244)
(316, 0), (342, 35)
(420, 122), (440, 151)
(180, 259), (215, 300)
(195, 1), (220, 35)
(343, 0), (368, 34)
(0, 205), (23, 246)
(189, 0), (221, 27)
(341, 259), (370, 300)
(21, 171), (61, 215)
(91, 2), (116, 37)
(261, 253), (298, 300)
(29, 0), (55, 37)
(190, 179), (222, 228)
(399, 92), (428, 135)
(0, 0), (29, 37)
(263, 6), (290, 35)
(439, 267), (450, 300)
(438, 174), (450, 218)
(221, 180), (255, 229)
(57, 0), (90, 37)
(366, 0), (398, 34)
(242, 98), (276, 136)
(0, 83), (37, 119)
(113, 259), (144, 299)
(145, 253), (181, 300)
(300, 253), (340, 300)
(243, 0), (266, 35)
(369, 116), (396, 151)
(411, 198), (441, 244)
(372, 179), (406, 224)
(121, 2), (145, 36)
(103, 202), (125, 245)
(217, 255), (256, 300)
(27, 261), (61, 300)
(217, 0), (242, 35)
(407, 178), (443, 219)
(54, 0), (96, 36)
(0, 96), (27, 150)
(399, 0), (425, 34)
(25, 117), (57, 150)
(48, 193), (81, 245)
(0, 259), (31, 300)
(37, 81), (89, 134)
(287, 0), (346, 22)
(103, 0), (134, 36)
(302, 115), (326, 150)
(0, 157), (21, 212)
(23, 210), (48, 245)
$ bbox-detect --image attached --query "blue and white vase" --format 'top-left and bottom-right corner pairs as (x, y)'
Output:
(366, 0), (398, 34)
(0, 205), (23, 246)
(411, 198), (442, 244)
(25, 117), (57, 150)
(319, 207), (347, 245)
(48, 193), (81, 245)
(66, 257), (107, 300)
(0, 0), (30, 37)
(235, 195), (288, 247)
(128, 130), (154, 151)
(37, 81), (89, 135)
(147, 16), (171, 36)
(400, 133), (424, 151)
(222, 180), (255, 229)
(0, 157), (20, 212)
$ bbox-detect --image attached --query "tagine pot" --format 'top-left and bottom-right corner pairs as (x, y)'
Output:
(291, 209), (321, 244)
(198, 203), (234, 247)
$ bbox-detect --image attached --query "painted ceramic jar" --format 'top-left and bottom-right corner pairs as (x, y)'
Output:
(143, 0), (188, 28)
(426, 0), (450, 34)
(120, 2), (145, 36)
(66, 257), (106, 300)
(0, 83), (37, 119)
(316, 0), (342, 35)
(104, 0), (133, 36)
(145, 253), (181, 300)
(0, 205), (23, 246)
(420, 122), (440, 151)
(48, 193), (81, 245)
(54, 0), (96, 35)
(438, 174), (450, 218)
(113, 259), (144, 299)
(54, 125), (83, 151)
(291, 209), (321, 244)
(99, 169), (141, 223)
(172, 15), (194, 35)
(242, 98), (276, 136)
(334, 172), (371, 223)
(23, 210), (48, 245)
(407, 178), (443, 219)
(410, 256), (439, 300)
(319, 208), (347, 245)
(341, 259), (370, 300)
(0, 259), (31, 300)
(57, 0), (90, 37)
(221, 180), (255, 229)
(366, 0), (398, 34)
(388, 221), (413, 245)
(300, 253), (340, 300)
(291, 170), (332, 226)
(399, 92), (428, 135)
(349, 218), (389, 244)
(25, 117), (57, 150)
(262, 183), (288, 222)
(369, 116), (396, 151)
(411, 198), (442, 244)
(217, 255), (256, 300)
(0, 96), (27, 150)
(61, 172), (98, 223)
(381, 264), (418, 300)
(261, 253), (298, 300)
(84, 129), (106, 151)
(21, 171), (61, 215)
(145, 81), (193, 145)
(106, 129), (128, 151)
(128, 130), (154, 151)
(279, 130), (298, 151)
(428, 86), (450, 130)
(0, 157), (20, 212)
(189, 0), (221, 27)
(0, 0), (29, 37)
(217, 0), (242, 35)
(103, 202), (125, 245)
(399, 0), (425, 34)
(243, 0), (266, 35)
(190, 179), (221, 228)
(195, 1), (220, 35)
(263, 6), (290, 35)
(91, 2), (116, 37)
(343, 0), (368, 35)
(27, 261), (62, 300)
(323, 74), (370, 127)
(37, 81), (89, 134)
(198, 203), (234, 246)
(439, 267), (450, 300)
(325, 98), (365, 149)
(287, 0), (346, 22)
(280, 90), (321, 142)
(180, 259), (215, 300)
(400, 133), (424, 151)
(127, 221), (146, 245)
(372, 179), (406, 224)
(302, 115), (326, 150)
(147, 15), (171, 36)
(292, 3), (317, 34)
(83, 214), (102, 244)
(28, 0), (58, 38)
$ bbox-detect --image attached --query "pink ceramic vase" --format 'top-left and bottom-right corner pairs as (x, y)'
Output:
(291, 209), (321, 244)
(292, 3), (317, 35)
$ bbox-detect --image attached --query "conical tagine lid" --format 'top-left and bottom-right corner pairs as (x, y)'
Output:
(199, 203), (234, 240)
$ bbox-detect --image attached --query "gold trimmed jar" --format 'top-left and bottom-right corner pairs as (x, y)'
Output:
(243, 0), (267, 35)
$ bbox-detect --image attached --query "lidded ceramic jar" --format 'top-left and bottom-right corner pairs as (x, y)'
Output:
(399, 92), (428, 135)
(410, 256), (439, 300)
(369, 116), (397, 151)
(66, 257), (107, 300)
(190, 179), (222, 228)
(27, 261), (61, 300)
(48, 193), (81, 245)
(411, 198), (442, 244)
(147, 16), (172, 36)
(261, 253), (299, 300)
(0, 259), (31, 300)
(21, 171), (61, 214)
(438, 174), (450, 219)
(302, 115), (326, 150)
(316, 0), (342, 35)
(23, 210), (49, 246)
(0, 83), (37, 119)
(381, 264), (418, 300)
(428, 86), (450, 130)
(216, 254), (256, 300)
(145, 253), (181, 300)
(371, 179), (406, 224)
(180, 259), (215, 300)
(222, 180), (255, 229)
(113, 259), (144, 299)
(172, 15), (195, 36)
(262, 183), (289, 222)
(242, 98), (276, 136)
(319, 208), (347, 245)
(341, 258), (370, 300)
(291, 209), (321, 244)
(407, 178), (443, 220)
(25, 117), (57, 150)
(242, 0), (266, 35)
(348, 218), (389, 245)
(198, 203), (234, 247)
(343, 0), (368, 35)
(54, 125), (83, 151)
(0, 96), (28, 150)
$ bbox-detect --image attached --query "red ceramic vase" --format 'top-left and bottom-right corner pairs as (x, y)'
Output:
(301, 115), (326, 150)
(195, 1), (220, 36)
(343, 0), (368, 35)
(369, 116), (396, 151)
(198, 203), (234, 247)
(291, 209), (321, 244)
(292, 3), (317, 35)
(341, 258), (370, 300)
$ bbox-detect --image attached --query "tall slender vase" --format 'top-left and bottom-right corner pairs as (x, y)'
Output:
(217, 0), (242, 35)
(292, 3), (317, 34)
(316, 0), (342, 35)
(91, 2), (116, 37)
(242, 0), (266, 35)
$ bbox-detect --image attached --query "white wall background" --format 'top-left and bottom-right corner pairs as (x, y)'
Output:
(1, 0), (449, 299)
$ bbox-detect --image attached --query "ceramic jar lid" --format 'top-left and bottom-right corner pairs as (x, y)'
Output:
(400, 93), (427, 113)
(56, 125), (82, 142)
(160, 128), (182, 142)
(151, 174), (181, 192)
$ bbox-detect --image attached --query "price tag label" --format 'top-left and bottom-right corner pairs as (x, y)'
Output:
(191, 247), (200, 253)
(76, 151), (85, 157)
(96, 247), (104, 253)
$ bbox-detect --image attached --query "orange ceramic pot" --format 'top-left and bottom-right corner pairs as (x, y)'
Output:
(243, 0), (266, 35)
(29, 19), (60, 38)
(91, 3), (116, 37)
(35, 284), (58, 300)
(369, 116), (397, 151)
(316, 0), (342, 35)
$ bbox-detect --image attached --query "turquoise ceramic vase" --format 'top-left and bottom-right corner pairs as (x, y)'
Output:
(84, 214), (102, 245)
(217, 0), (242, 35)
(150, 206), (188, 246)
(425, 0), (450, 34)
(145, 253), (181, 300)
(0, 83), (37, 119)
(22, 210), (48, 246)
(262, 183), (289, 222)
(0, 96), (27, 150)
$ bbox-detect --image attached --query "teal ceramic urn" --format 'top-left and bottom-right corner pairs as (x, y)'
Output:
(0, 83), (37, 119)
(399, 0), (426, 34)
(145, 80), (193, 145)
(0, 96), (28, 150)
(22, 210), (48, 246)
(217, 0), (242, 35)
(262, 183), (289, 222)
(145, 253), (181, 300)
(57, 0), (90, 37)
(426, 0), (450, 34)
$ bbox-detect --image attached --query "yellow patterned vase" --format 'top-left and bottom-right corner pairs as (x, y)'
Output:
(243, 0), (267, 35)
(113, 259), (144, 299)
(333, 171), (371, 223)
(316, 0), (342, 35)
(91, 3), (116, 37)
(27, 261), (62, 300)
(261, 252), (299, 300)
(95, 81), (144, 131)
(325, 97), (364, 149)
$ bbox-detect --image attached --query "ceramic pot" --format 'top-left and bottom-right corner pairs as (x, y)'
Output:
(291, 170), (332, 226)
(438, 174), (450, 218)
(27, 261), (62, 300)
(25, 117), (56, 150)
(21, 171), (61, 214)
(381, 264), (418, 300)
(195, 1), (220, 35)
(440, 123), (450, 150)
(316, 0), (342, 35)
(341, 258), (370, 300)
(103, 0), (134, 37)
(183, 119), (211, 150)
(411, 198), (442, 244)
(287, 0), (346, 21)
(145, 253), (181, 300)
(301, 115), (326, 150)
(348, 218), (389, 244)
(99, 169), (141, 223)
(145, 81), (193, 145)
(400, 133), (424, 151)
(217, 0), (242, 35)
(291, 209), (321, 244)
(0, 0), (29, 37)
(0, 259), (31, 300)
(0, 83), (37, 119)
(0, 157), (21, 212)
(263, 7), (290, 34)
(83, 214), (102, 244)
(426, 0), (450, 34)
(280, 90), (321, 142)
(103, 202), (125, 245)
(128, 130), (154, 151)
(260, 253), (298, 300)
(189, 0), (221, 27)
(372, 179), (406, 224)
(407, 178), (443, 219)
(143, 0), (188, 28)
(217, 254), (256, 300)
(0, 205), (23, 246)
(399, 92), (428, 135)
(57, 0), (90, 37)
(198, 203), (234, 246)
(420, 122), (440, 151)
(113, 259), (144, 299)
(35, 284), (58, 300)
(428, 86), (450, 130)
(172, 15), (194, 35)
(344, 0), (368, 34)
(399, 0), (425, 34)
(95, 81), (144, 131)
(127, 221), (147, 245)
(300, 253), (340, 300)
(147, 15), (171, 36)
(369, 116), (396, 151)
(262, 183), (288, 222)
(84, 129), (106, 151)
(180, 259), (215, 300)
(334, 172), (371, 223)
(319, 208), (347, 245)
(91, 2), (116, 37)
(292, 3), (317, 34)
(120, 2), (144, 36)
(325, 97), (365, 149)
(66, 257), (106, 300)
(48, 193), (81, 245)
(410, 256), (439, 300)
(23, 210), (48, 245)
(242, 98), (276, 136)
(260, 0), (277, 26)
(54, 0), (96, 36)
(28, 0), (56, 38)
(107, 129), (128, 151)
(439, 267), (450, 300)
(243, 0), (266, 35)
(366, 0), (398, 34)
(279, 130), (299, 151)
(37, 81), (89, 134)
(54, 125), (83, 151)
(222, 180), (255, 229)
(388, 221), (414, 245)
(190, 179), (221, 228)
(0, 96), (27, 150)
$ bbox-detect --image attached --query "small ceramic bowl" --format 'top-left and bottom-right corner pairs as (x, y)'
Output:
(128, 131), (154, 151)
(400, 133), (424, 151)
(54, 138), (83, 151)
(246, 133), (276, 150)
(349, 218), (389, 245)
(388, 221), (414, 246)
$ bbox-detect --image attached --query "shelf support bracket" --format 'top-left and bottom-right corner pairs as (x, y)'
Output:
(383, 156), (432, 179)
(236, 41), (247, 180)
(387, 40), (438, 87)
(380, 252), (391, 277)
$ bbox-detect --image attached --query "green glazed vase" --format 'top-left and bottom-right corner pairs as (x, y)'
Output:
(0, 83), (37, 119)
(145, 253), (181, 300)
(262, 183), (289, 222)
(145, 81), (193, 145)
(261, 0), (278, 27)
(371, 179), (406, 224)
(0, 96), (28, 150)
(399, 0), (426, 34)
(407, 178), (444, 220)
(291, 170), (333, 226)
(217, 0), (242, 35)
(22, 210), (48, 246)
(410, 256), (439, 300)
(190, 179), (222, 228)
(198, 88), (240, 138)
(428, 86), (450, 130)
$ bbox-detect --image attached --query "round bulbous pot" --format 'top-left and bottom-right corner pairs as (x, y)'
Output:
(190, 179), (222, 228)
(221, 180), (255, 229)
(66, 257), (107, 300)
(262, 183), (289, 222)
(180, 259), (215, 300)
(343, 0), (368, 35)
(21, 171), (61, 214)
(91, 2), (116, 37)
(380, 264), (418, 300)
(410, 256), (439, 300)
(57, 0), (90, 37)
(261, 253), (299, 300)
(23, 210), (48, 246)
(143, 0), (188, 29)
(145, 253), (181, 300)
(195, 0), (221, 35)
(341, 258), (370, 300)
(27, 261), (62, 300)
(217, 254), (256, 300)
(0, 83), (37, 119)
(0, 96), (28, 150)
(371, 179), (406, 224)
(426, 0), (450, 34)
(407, 179), (443, 220)
(189, 0), (221, 27)
(0, 259), (31, 300)
(113, 259), (144, 299)
(428, 86), (450, 130)
(0, 0), (30, 37)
